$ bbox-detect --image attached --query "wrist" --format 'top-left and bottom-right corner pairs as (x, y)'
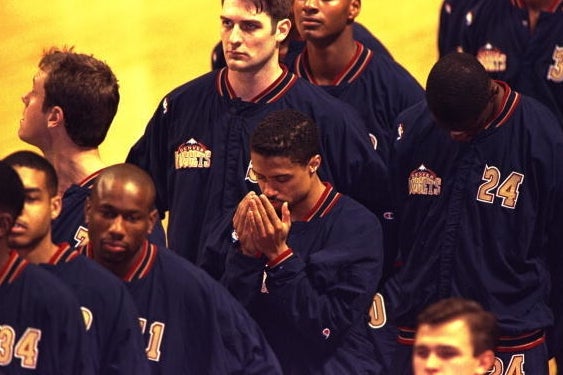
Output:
(266, 248), (293, 268)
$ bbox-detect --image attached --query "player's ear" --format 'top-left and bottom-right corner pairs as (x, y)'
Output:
(47, 105), (64, 129)
(84, 197), (91, 225)
(475, 349), (495, 374)
(0, 213), (14, 237)
(275, 18), (292, 45)
(348, 0), (360, 21)
(146, 208), (159, 235)
(309, 154), (321, 174)
(50, 194), (62, 221)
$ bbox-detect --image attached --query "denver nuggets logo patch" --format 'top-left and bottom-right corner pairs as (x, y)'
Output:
(409, 164), (441, 196)
(174, 138), (211, 169)
(476, 43), (507, 73)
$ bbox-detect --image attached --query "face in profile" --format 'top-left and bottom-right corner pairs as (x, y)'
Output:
(9, 166), (60, 251)
(86, 176), (157, 269)
(413, 318), (493, 375)
(20, 70), (51, 148)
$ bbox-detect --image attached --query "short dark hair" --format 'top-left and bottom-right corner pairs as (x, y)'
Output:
(426, 52), (491, 130)
(251, 109), (320, 166)
(221, 0), (292, 21)
(39, 47), (119, 148)
(417, 298), (499, 356)
(0, 161), (25, 221)
(4, 150), (58, 197)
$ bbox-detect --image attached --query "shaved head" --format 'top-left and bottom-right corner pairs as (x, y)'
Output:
(86, 163), (159, 277)
(92, 163), (156, 210)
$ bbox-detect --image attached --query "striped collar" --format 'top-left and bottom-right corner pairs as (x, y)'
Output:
(215, 66), (298, 104)
(294, 41), (373, 86)
(484, 81), (521, 131)
(0, 251), (29, 285)
(47, 243), (80, 265)
(300, 183), (342, 222)
(512, 0), (562, 12)
(77, 169), (104, 188)
(82, 240), (157, 282)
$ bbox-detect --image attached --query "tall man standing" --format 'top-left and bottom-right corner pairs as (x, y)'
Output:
(291, 0), (424, 164)
(127, 0), (389, 279)
(385, 52), (563, 374)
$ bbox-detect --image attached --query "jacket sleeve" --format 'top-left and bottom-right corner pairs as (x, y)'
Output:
(126, 97), (171, 215)
(101, 284), (151, 375)
(263, 209), (383, 353)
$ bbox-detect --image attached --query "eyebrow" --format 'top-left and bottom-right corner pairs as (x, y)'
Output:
(24, 187), (42, 194)
(220, 15), (263, 23)
(252, 169), (291, 178)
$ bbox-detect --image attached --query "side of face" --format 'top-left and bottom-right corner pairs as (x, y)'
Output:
(0, 213), (15, 245)
(19, 70), (51, 148)
(220, 0), (290, 73)
(293, 0), (359, 42)
(9, 166), (61, 251)
(85, 177), (157, 267)
(413, 319), (494, 375)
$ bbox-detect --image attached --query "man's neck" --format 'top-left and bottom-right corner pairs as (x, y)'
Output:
(93, 244), (145, 280)
(43, 147), (105, 196)
(0, 243), (10, 269)
(99, 261), (129, 280)
(291, 178), (327, 221)
(490, 81), (506, 120)
(524, 0), (553, 10)
(524, 0), (554, 30)
(303, 27), (357, 85)
(227, 60), (284, 102)
(14, 237), (59, 265)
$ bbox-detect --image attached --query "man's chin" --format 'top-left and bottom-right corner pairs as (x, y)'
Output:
(98, 245), (129, 263)
(8, 236), (32, 251)
(99, 251), (127, 265)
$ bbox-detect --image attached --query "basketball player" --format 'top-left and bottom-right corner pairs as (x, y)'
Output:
(0, 160), (93, 374)
(5, 150), (150, 375)
(127, 0), (390, 280)
(82, 163), (283, 374)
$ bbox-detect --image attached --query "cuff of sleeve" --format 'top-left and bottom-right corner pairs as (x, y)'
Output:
(266, 248), (293, 268)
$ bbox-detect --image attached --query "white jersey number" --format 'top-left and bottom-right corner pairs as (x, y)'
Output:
(139, 318), (165, 362)
(476, 165), (524, 209)
(0, 326), (41, 369)
(488, 355), (525, 375)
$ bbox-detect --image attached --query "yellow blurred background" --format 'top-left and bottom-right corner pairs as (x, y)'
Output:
(0, 1), (441, 162)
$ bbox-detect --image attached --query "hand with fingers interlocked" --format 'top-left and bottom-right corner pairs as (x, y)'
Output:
(233, 191), (291, 261)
